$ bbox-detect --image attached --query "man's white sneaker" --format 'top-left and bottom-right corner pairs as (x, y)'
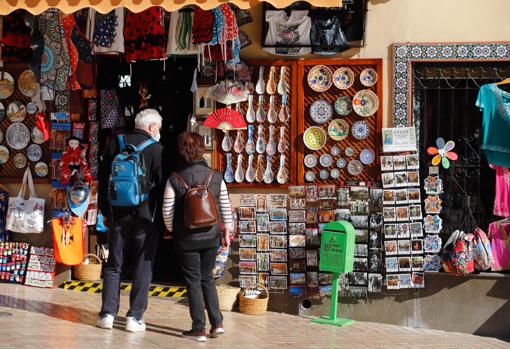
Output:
(125, 316), (146, 333)
(96, 314), (114, 329)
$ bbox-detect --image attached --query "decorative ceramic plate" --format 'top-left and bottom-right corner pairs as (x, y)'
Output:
(26, 101), (38, 115)
(360, 148), (376, 165)
(307, 65), (333, 92)
(0, 102), (5, 120)
(31, 126), (46, 145)
(320, 154), (333, 167)
(336, 157), (347, 168)
(13, 153), (27, 169)
(27, 144), (43, 162)
(334, 96), (353, 116)
(0, 72), (15, 99)
(319, 169), (330, 180)
(360, 68), (378, 87)
(330, 145), (341, 157)
(330, 168), (340, 179)
(0, 128), (3, 144)
(303, 126), (327, 151)
(333, 67), (355, 90)
(351, 120), (370, 140)
(35, 161), (49, 177)
(352, 89), (379, 117)
(6, 123), (30, 150)
(305, 171), (316, 182)
(310, 99), (333, 124)
(328, 119), (349, 141)
(348, 159), (363, 176)
(18, 69), (37, 97)
(304, 154), (318, 168)
(0, 145), (9, 164)
(7, 101), (27, 123)
(345, 147), (355, 157)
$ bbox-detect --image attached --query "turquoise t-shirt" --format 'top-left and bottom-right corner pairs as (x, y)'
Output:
(476, 83), (510, 168)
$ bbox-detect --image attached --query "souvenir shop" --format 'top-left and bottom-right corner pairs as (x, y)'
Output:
(0, 0), (510, 337)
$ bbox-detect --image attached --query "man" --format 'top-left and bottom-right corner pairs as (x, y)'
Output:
(97, 108), (164, 332)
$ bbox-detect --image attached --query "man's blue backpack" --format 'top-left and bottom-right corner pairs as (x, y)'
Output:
(108, 135), (156, 207)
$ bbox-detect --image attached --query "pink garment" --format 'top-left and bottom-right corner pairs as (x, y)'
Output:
(491, 164), (510, 217)
(488, 221), (510, 271)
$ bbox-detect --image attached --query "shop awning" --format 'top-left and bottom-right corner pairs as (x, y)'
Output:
(0, 0), (342, 15)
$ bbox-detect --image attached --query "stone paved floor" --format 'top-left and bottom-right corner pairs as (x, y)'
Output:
(0, 284), (509, 349)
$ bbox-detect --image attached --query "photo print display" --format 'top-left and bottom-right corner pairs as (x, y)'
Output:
(269, 221), (287, 234)
(258, 273), (270, 289)
(406, 154), (419, 169)
(306, 207), (319, 224)
(318, 185), (336, 199)
(398, 240), (411, 254)
(370, 188), (383, 211)
(257, 253), (270, 271)
(368, 274), (383, 293)
(239, 275), (257, 288)
(369, 231), (381, 249)
(307, 272), (319, 287)
(384, 224), (397, 238)
(289, 272), (306, 285)
(289, 248), (306, 259)
(394, 172), (408, 187)
(399, 274), (413, 289)
(270, 263), (288, 275)
(337, 187), (350, 207)
(239, 207), (256, 220)
(306, 186), (318, 202)
(289, 259), (306, 272)
(290, 197), (306, 210)
(239, 261), (257, 274)
(412, 272), (425, 288)
(354, 257), (368, 271)
(306, 250), (318, 267)
(270, 249), (288, 262)
(270, 275), (288, 290)
(240, 194), (256, 207)
(398, 256), (411, 271)
(257, 234), (270, 251)
(256, 213), (270, 232)
(407, 171), (420, 187)
(289, 235), (306, 248)
(386, 275), (400, 289)
(393, 156), (406, 171)
(256, 194), (268, 212)
(395, 189), (408, 204)
(384, 240), (398, 255)
(239, 248), (257, 261)
(408, 188), (421, 203)
(305, 228), (320, 247)
(289, 223), (306, 234)
(269, 208), (288, 221)
(355, 230), (369, 244)
(351, 215), (369, 229)
(289, 210), (306, 223)
(239, 220), (256, 234)
(269, 194), (288, 208)
(370, 213), (383, 230)
(383, 190), (395, 204)
(385, 257), (399, 272)
(369, 252), (383, 272)
(239, 234), (257, 248)
(289, 186), (306, 198)
(349, 272), (368, 286)
(349, 186), (370, 202)
(381, 156), (393, 172)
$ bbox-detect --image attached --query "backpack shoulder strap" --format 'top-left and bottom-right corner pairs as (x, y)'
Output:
(172, 172), (189, 191)
(117, 134), (126, 151)
(137, 138), (157, 152)
(204, 169), (215, 189)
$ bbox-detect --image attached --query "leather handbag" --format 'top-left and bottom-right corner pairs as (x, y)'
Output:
(173, 170), (219, 229)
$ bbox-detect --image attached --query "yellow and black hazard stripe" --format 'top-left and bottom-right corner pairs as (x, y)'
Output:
(61, 281), (187, 298)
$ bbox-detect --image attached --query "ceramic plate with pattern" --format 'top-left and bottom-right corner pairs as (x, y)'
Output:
(6, 123), (30, 150)
(360, 68), (378, 87)
(304, 154), (318, 168)
(7, 101), (27, 123)
(303, 126), (327, 151)
(336, 157), (347, 168)
(0, 72), (15, 99)
(310, 99), (333, 124)
(348, 159), (363, 176)
(333, 67), (355, 90)
(334, 96), (353, 116)
(345, 147), (355, 157)
(18, 69), (37, 97)
(27, 144), (43, 162)
(31, 126), (46, 145)
(307, 65), (333, 92)
(26, 101), (38, 115)
(35, 161), (49, 177)
(352, 89), (379, 117)
(320, 154), (333, 167)
(360, 148), (376, 165)
(351, 120), (370, 140)
(13, 153), (27, 169)
(330, 145), (341, 157)
(0, 145), (9, 164)
(319, 169), (330, 180)
(328, 119), (349, 141)
(0, 102), (5, 120)
(330, 168), (340, 179)
(305, 171), (316, 182)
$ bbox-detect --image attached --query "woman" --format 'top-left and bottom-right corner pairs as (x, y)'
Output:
(162, 132), (232, 342)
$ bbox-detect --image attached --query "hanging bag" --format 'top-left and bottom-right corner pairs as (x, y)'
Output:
(471, 227), (494, 271)
(6, 168), (45, 233)
(52, 215), (84, 266)
(441, 230), (475, 275)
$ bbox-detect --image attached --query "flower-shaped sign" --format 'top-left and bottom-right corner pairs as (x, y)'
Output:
(427, 137), (458, 169)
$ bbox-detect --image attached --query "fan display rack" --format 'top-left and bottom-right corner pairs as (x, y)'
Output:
(297, 58), (383, 185)
(215, 60), (299, 188)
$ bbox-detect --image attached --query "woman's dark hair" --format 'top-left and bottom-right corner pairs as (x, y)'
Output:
(177, 132), (206, 163)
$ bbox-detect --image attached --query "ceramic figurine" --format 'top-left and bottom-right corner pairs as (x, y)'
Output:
(245, 124), (255, 155)
(266, 125), (277, 156)
(277, 66), (287, 95)
(221, 130), (232, 152)
(278, 94), (289, 123)
(263, 155), (274, 184)
(234, 130), (244, 153)
(266, 66), (277, 95)
(277, 126), (288, 153)
(256, 95), (266, 123)
(235, 154), (245, 183)
(256, 125), (266, 154)
(224, 153), (234, 183)
(245, 154), (255, 183)
(276, 154), (288, 184)
(255, 154), (265, 183)
(255, 66), (265, 95)
(267, 95), (278, 124)
(246, 94), (256, 123)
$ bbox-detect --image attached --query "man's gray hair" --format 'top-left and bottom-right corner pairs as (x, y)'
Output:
(134, 109), (162, 129)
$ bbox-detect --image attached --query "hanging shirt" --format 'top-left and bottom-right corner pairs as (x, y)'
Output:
(310, 12), (350, 55)
(488, 221), (510, 271)
(490, 164), (510, 218)
(124, 7), (167, 62)
(86, 9), (125, 54)
(264, 10), (311, 56)
(476, 83), (510, 168)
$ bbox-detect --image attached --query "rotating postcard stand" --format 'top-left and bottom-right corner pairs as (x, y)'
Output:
(312, 221), (355, 327)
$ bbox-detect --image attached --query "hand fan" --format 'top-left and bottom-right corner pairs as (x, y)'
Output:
(204, 108), (247, 131)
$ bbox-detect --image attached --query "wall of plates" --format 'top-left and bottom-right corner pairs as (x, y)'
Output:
(298, 59), (383, 184)
(0, 64), (50, 180)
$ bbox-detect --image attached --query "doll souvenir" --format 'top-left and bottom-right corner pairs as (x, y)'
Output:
(139, 82), (151, 109)
(59, 136), (93, 185)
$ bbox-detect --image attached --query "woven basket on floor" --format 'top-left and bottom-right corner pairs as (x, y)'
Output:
(217, 284), (240, 311)
(74, 254), (102, 281)
(239, 284), (269, 315)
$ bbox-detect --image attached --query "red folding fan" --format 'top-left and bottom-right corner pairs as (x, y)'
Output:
(204, 108), (247, 131)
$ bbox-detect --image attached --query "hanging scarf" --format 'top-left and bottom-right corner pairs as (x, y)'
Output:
(192, 8), (214, 44)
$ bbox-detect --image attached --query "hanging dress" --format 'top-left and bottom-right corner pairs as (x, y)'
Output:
(0, 10), (32, 62)
(86, 9), (125, 55)
(124, 7), (167, 62)
(310, 10), (350, 55)
(60, 13), (81, 90)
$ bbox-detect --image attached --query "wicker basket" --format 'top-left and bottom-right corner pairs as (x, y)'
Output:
(239, 284), (269, 315)
(217, 284), (240, 311)
(74, 254), (102, 281)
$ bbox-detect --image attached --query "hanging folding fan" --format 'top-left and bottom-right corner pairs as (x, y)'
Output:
(204, 108), (247, 131)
